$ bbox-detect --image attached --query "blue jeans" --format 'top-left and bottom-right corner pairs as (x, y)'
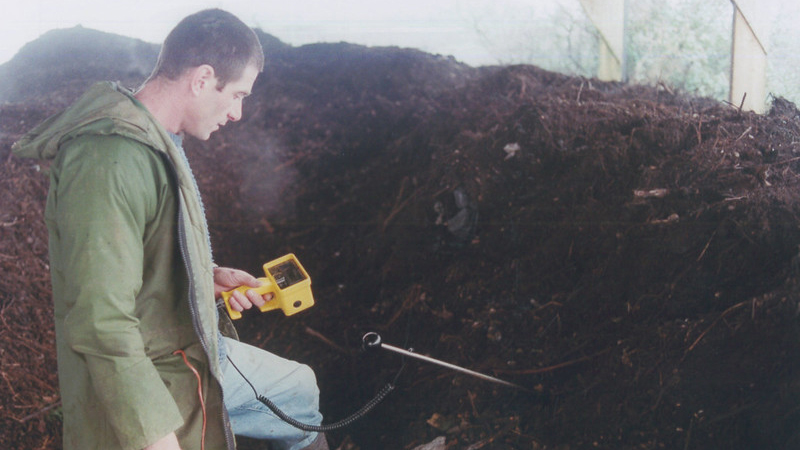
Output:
(220, 337), (322, 450)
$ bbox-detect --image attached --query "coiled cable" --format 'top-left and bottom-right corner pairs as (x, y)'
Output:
(226, 354), (400, 432)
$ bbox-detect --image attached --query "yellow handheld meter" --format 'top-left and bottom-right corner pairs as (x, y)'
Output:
(221, 253), (315, 320)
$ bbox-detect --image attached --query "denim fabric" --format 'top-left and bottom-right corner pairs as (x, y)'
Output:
(220, 337), (321, 450)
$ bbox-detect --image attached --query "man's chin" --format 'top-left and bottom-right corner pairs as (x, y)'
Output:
(185, 131), (213, 141)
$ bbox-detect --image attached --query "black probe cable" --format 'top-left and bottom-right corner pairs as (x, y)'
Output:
(225, 344), (404, 432)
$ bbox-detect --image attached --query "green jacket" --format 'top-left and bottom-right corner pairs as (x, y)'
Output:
(13, 82), (237, 450)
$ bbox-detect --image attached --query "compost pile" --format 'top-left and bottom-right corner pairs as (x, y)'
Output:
(3, 29), (800, 450)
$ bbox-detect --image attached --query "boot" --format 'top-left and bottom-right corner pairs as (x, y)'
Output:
(302, 433), (329, 450)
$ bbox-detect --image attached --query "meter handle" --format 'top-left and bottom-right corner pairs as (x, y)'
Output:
(221, 277), (275, 320)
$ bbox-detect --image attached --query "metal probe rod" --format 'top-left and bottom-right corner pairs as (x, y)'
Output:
(363, 332), (530, 392)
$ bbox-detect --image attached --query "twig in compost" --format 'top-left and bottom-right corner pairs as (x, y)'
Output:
(682, 300), (748, 362)
(497, 348), (611, 375)
(704, 401), (758, 426)
(382, 284), (425, 329)
(735, 126), (752, 142)
(696, 230), (716, 262)
(771, 156), (800, 166)
(19, 400), (61, 423)
(695, 118), (703, 145)
(382, 189), (418, 232)
(304, 327), (352, 355)
(1, 370), (17, 397)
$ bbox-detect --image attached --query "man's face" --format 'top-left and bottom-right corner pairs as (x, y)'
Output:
(185, 64), (259, 140)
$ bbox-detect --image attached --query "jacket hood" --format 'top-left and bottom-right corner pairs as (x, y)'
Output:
(12, 82), (167, 160)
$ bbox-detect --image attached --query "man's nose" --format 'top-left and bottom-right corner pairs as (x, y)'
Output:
(228, 103), (242, 122)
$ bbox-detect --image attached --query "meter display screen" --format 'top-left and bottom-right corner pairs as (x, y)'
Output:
(268, 259), (306, 289)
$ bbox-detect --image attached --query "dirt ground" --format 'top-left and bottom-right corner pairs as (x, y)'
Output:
(3, 30), (800, 449)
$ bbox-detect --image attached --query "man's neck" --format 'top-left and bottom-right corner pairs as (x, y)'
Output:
(134, 78), (187, 135)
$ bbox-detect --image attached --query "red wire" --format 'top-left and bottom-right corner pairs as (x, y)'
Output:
(174, 349), (206, 450)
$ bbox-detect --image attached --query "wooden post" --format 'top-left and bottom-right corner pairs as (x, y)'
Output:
(729, 0), (767, 113)
(578, 0), (626, 82)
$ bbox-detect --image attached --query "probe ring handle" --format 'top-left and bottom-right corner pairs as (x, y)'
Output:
(362, 332), (383, 351)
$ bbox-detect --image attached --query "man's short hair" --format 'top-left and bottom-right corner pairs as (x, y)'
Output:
(149, 9), (265, 88)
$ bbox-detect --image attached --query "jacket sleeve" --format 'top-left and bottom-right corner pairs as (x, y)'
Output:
(50, 135), (184, 449)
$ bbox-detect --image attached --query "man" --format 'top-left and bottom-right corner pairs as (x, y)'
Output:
(12, 9), (328, 450)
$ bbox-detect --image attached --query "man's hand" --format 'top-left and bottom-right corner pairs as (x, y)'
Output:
(143, 432), (181, 450)
(213, 266), (274, 312)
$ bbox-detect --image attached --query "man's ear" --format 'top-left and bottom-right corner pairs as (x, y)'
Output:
(189, 64), (217, 95)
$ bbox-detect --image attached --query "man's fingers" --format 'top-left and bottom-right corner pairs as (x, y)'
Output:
(216, 267), (261, 289)
(228, 268), (261, 288)
(245, 289), (267, 308)
(230, 289), (274, 311)
(230, 290), (251, 311)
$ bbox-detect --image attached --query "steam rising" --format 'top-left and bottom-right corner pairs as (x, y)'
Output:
(237, 130), (299, 220)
